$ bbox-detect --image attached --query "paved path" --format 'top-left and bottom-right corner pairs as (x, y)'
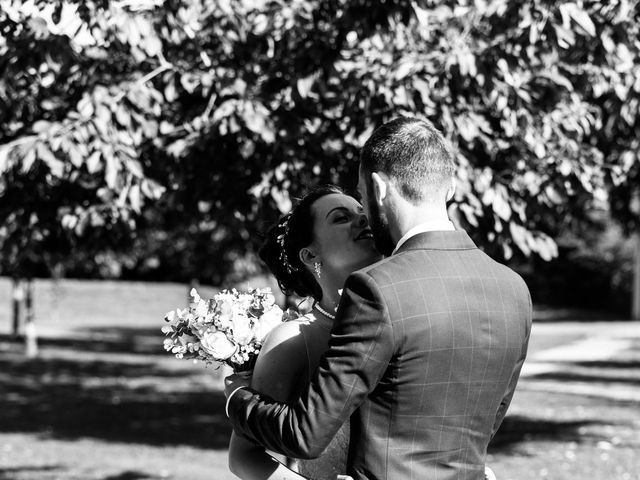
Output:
(519, 322), (640, 402)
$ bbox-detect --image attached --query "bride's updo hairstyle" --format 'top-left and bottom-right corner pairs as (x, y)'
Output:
(259, 185), (344, 301)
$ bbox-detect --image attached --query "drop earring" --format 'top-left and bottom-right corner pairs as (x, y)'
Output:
(314, 261), (322, 279)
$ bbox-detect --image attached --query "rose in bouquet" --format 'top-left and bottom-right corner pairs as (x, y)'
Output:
(162, 287), (293, 372)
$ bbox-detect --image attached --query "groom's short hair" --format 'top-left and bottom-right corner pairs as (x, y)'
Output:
(360, 117), (455, 203)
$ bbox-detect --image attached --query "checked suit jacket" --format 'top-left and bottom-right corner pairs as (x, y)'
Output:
(228, 230), (532, 480)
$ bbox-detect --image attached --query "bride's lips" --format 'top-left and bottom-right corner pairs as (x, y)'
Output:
(355, 229), (374, 241)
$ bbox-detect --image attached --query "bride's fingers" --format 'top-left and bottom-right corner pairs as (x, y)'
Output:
(336, 476), (354, 480)
(224, 374), (238, 388)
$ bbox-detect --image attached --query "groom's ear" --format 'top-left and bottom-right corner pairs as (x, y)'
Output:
(445, 177), (456, 202)
(298, 247), (317, 268)
(371, 172), (387, 206)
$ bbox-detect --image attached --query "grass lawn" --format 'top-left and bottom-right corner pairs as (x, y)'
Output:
(1, 277), (639, 480)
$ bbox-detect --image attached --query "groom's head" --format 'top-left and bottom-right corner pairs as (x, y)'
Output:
(357, 117), (456, 255)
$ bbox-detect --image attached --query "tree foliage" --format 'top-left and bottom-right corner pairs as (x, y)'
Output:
(0, 0), (638, 282)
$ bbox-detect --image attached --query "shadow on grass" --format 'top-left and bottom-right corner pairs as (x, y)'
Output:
(526, 355), (640, 385)
(489, 415), (609, 454)
(532, 307), (627, 322)
(0, 465), (63, 479)
(4, 330), (636, 453)
(0, 334), (232, 449)
(102, 471), (164, 480)
(2, 328), (166, 356)
(530, 370), (640, 385)
(572, 360), (640, 369)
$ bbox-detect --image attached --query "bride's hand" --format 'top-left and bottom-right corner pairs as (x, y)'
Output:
(336, 476), (354, 480)
(485, 466), (497, 480)
(224, 372), (253, 399)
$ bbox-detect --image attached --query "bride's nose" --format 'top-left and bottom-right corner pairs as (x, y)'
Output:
(354, 213), (368, 227)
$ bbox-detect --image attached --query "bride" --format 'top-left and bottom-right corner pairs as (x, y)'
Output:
(227, 185), (498, 480)
(228, 185), (381, 480)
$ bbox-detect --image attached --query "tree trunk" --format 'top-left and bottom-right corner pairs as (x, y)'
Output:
(25, 279), (34, 324)
(11, 278), (24, 338)
(25, 279), (38, 358)
(633, 233), (640, 321)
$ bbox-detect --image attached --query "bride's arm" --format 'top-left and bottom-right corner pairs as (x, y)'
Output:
(228, 321), (309, 480)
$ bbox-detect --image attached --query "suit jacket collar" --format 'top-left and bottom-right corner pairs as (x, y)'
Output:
(394, 229), (477, 253)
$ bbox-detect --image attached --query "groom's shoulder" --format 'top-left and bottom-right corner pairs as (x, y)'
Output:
(353, 254), (409, 285)
(358, 254), (397, 274)
(356, 247), (528, 289)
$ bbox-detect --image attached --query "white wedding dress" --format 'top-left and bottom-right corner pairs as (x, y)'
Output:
(286, 313), (350, 480)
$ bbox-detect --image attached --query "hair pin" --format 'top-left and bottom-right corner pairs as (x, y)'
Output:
(277, 214), (297, 273)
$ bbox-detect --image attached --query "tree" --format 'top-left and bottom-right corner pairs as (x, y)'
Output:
(0, 1), (165, 281)
(0, 0), (638, 307)
(572, 0), (640, 318)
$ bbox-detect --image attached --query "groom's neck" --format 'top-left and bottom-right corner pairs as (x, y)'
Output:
(390, 200), (451, 244)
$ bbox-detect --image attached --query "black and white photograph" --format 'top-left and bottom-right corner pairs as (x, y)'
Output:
(1, 1), (639, 479)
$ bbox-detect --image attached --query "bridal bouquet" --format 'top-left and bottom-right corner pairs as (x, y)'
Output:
(162, 287), (291, 372)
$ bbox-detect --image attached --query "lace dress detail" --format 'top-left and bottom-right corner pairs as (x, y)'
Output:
(290, 314), (350, 480)
(297, 425), (350, 480)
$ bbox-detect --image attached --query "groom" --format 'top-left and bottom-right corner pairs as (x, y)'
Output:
(225, 117), (532, 480)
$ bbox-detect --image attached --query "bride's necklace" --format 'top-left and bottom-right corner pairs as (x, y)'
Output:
(313, 303), (336, 320)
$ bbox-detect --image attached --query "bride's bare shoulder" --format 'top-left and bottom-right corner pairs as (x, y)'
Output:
(259, 314), (312, 355)
(252, 315), (312, 396)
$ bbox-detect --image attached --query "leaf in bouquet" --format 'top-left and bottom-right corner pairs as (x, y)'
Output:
(177, 333), (197, 346)
(176, 309), (195, 325)
(206, 298), (217, 313)
(282, 308), (301, 322)
(190, 288), (201, 302)
(247, 304), (263, 318)
(194, 298), (209, 317)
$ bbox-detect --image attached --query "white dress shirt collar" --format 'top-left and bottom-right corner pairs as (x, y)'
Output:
(392, 220), (456, 255)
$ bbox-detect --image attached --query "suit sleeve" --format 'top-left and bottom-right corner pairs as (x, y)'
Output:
(227, 271), (394, 458)
(491, 285), (532, 439)
(490, 341), (527, 439)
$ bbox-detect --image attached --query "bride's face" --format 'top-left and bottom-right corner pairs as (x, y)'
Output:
(307, 193), (382, 281)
